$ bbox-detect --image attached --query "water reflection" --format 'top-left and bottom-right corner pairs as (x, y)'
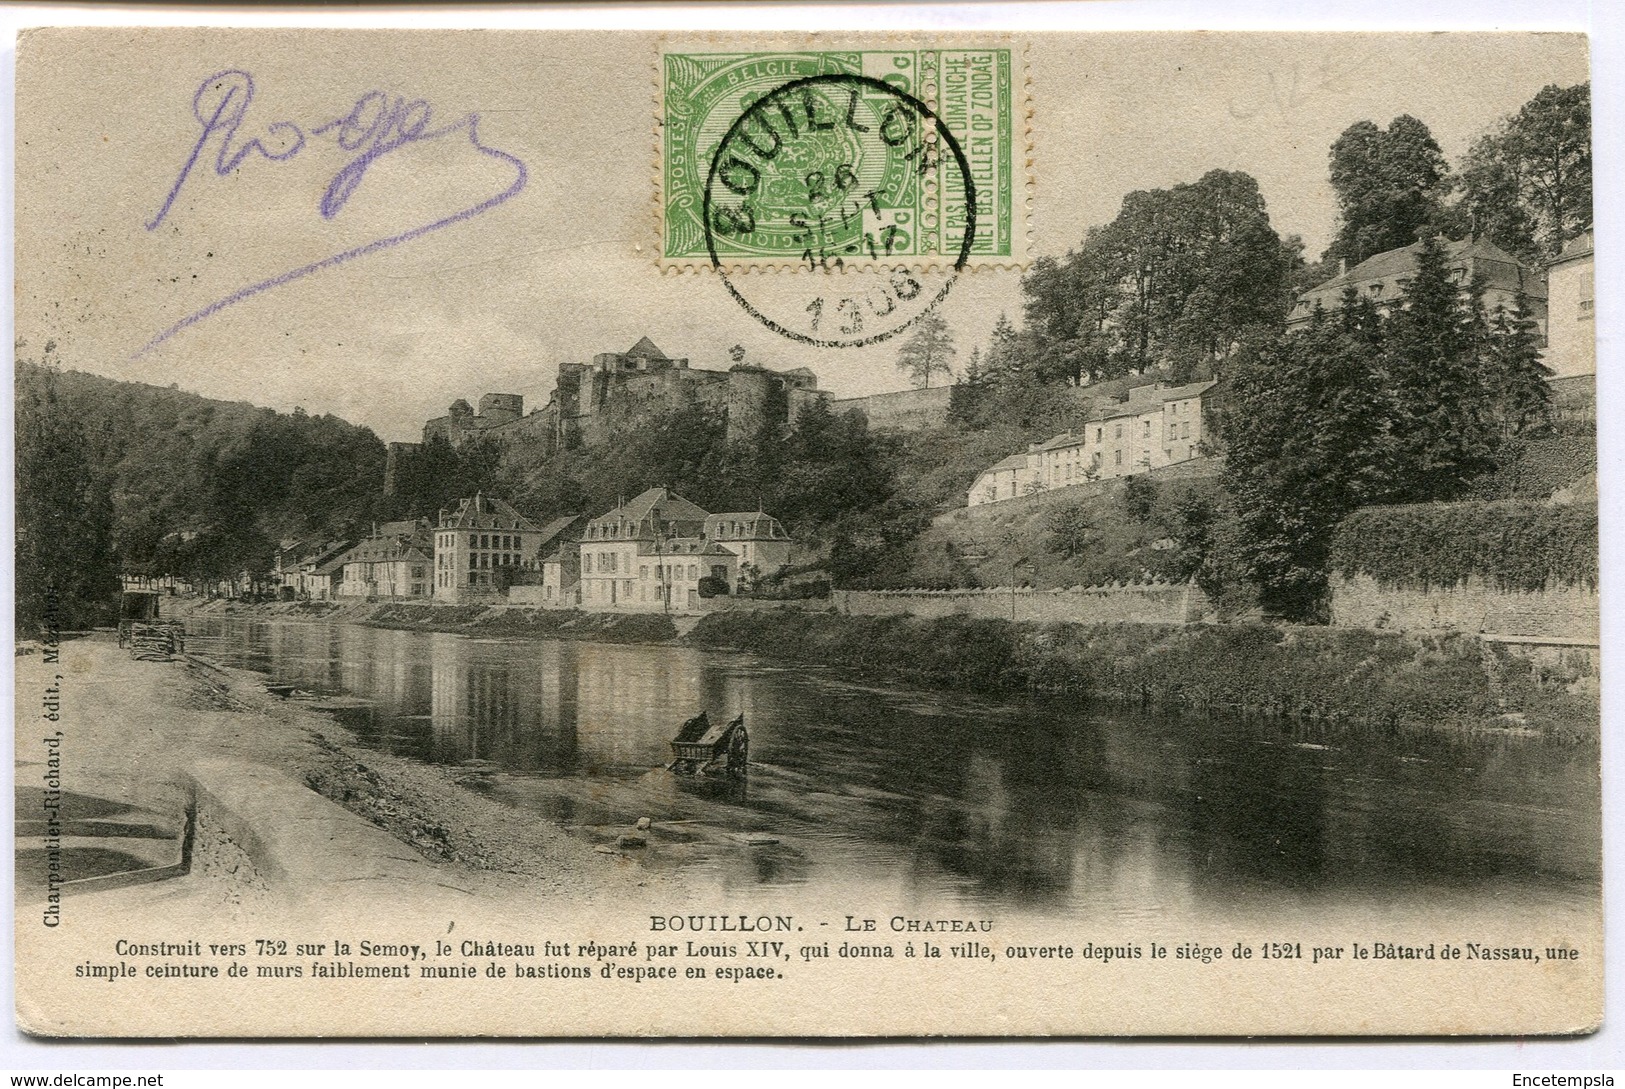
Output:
(188, 618), (1600, 917)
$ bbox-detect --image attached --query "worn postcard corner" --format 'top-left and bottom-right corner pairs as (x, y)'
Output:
(11, 24), (1600, 1039)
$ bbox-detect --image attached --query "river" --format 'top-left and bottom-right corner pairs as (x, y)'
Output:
(187, 616), (1601, 925)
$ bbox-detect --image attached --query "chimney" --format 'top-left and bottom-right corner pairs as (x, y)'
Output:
(1339, 258), (1348, 277)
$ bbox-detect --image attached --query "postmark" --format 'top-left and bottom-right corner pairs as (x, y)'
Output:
(661, 47), (1026, 270)
(703, 72), (974, 347)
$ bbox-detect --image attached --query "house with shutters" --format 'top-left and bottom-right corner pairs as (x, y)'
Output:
(432, 494), (547, 602)
(573, 487), (797, 612)
(335, 519), (434, 600)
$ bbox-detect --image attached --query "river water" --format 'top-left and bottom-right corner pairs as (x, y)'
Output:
(187, 616), (1600, 924)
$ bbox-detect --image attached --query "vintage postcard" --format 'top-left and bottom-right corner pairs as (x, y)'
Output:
(12, 27), (1600, 1037)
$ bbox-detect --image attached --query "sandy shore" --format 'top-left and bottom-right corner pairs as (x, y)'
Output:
(16, 632), (666, 919)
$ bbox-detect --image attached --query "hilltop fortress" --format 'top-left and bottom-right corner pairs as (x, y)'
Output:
(392, 338), (953, 477)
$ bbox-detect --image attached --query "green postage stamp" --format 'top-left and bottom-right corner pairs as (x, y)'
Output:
(660, 46), (1028, 269)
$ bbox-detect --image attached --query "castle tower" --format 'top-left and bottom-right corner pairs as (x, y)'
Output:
(478, 393), (523, 424)
(726, 367), (780, 442)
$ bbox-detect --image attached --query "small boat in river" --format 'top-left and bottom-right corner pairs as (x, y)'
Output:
(668, 711), (748, 778)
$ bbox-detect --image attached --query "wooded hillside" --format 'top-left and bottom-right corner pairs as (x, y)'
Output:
(16, 353), (387, 601)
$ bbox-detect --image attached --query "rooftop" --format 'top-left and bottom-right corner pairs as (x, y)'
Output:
(1092, 379), (1217, 421)
(534, 515), (585, 548)
(344, 537), (431, 564)
(438, 494), (541, 533)
(1299, 237), (1545, 303)
(636, 537), (737, 558)
(591, 487), (710, 529)
(1551, 229), (1594, 267)
(626, 336), (668, 360)
(982, 453), (1033, 473)
(705, 512), (789, 540)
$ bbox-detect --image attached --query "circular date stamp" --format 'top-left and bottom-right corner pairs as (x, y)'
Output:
(701, 73), (976, 347)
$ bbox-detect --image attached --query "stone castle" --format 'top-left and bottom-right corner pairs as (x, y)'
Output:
(423, 338), (827, 452)
(386, 337), (954, 491)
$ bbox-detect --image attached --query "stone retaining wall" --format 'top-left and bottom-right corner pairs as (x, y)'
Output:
(833, 582), (1209, 625)
(1328, 573), (1598, 644)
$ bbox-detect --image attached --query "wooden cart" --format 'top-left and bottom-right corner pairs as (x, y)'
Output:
(668, 712), (748, 777)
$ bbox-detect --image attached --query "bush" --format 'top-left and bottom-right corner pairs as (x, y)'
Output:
(1329, 500), (1597, 591)
(1467, 429), (1597, 500)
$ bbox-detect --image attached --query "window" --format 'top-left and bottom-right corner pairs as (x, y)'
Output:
(469, 554), (478, 570)
(688, 565), (697, 580)
(1115, 424), (1123, 440)
(1143, 420), (1151, 437)
(1114, 450), (1122, 466)
(640, 565), (648, 579)
(1370, 283), (1384, 296)
(469, 535), (477, 548)
(1096, 428), (1103, 443)
(1181, 421), (1191, 439)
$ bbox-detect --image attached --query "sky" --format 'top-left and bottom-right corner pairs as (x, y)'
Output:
(14, 27), (1590, 442)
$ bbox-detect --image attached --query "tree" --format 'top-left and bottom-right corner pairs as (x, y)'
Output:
(1382, 235), (1502, 500)
(1485, 291), (1552, 435)
(1022, 170), (1294, 382)
(1022, 248), (1117, 385)
(1045, 502), (1096, 558)
(1324, 115), (1451, 266)
(1219, 232), (1543, 617)
(1219, 297), (1401, 618)
(983, 313), (1023, 387)
(962, 345), (986, 387)
(1458, 83), (1591, 261)
(16, 361), (120, 633)
(895, 311), (957, 388)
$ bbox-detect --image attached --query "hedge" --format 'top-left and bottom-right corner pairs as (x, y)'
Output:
(1328, 500), (1597, 592)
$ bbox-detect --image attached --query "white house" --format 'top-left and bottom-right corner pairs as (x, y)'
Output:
(967, 380), (1216, 508)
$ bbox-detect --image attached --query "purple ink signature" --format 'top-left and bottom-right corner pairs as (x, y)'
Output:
(135, 70), (527, 358)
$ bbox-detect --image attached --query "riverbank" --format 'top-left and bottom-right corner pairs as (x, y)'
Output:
(685, 610), (1599, 741)
(17, 633), (664, 917)
(173, 597), (1597, 740)
(174, 596), (680, 643)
